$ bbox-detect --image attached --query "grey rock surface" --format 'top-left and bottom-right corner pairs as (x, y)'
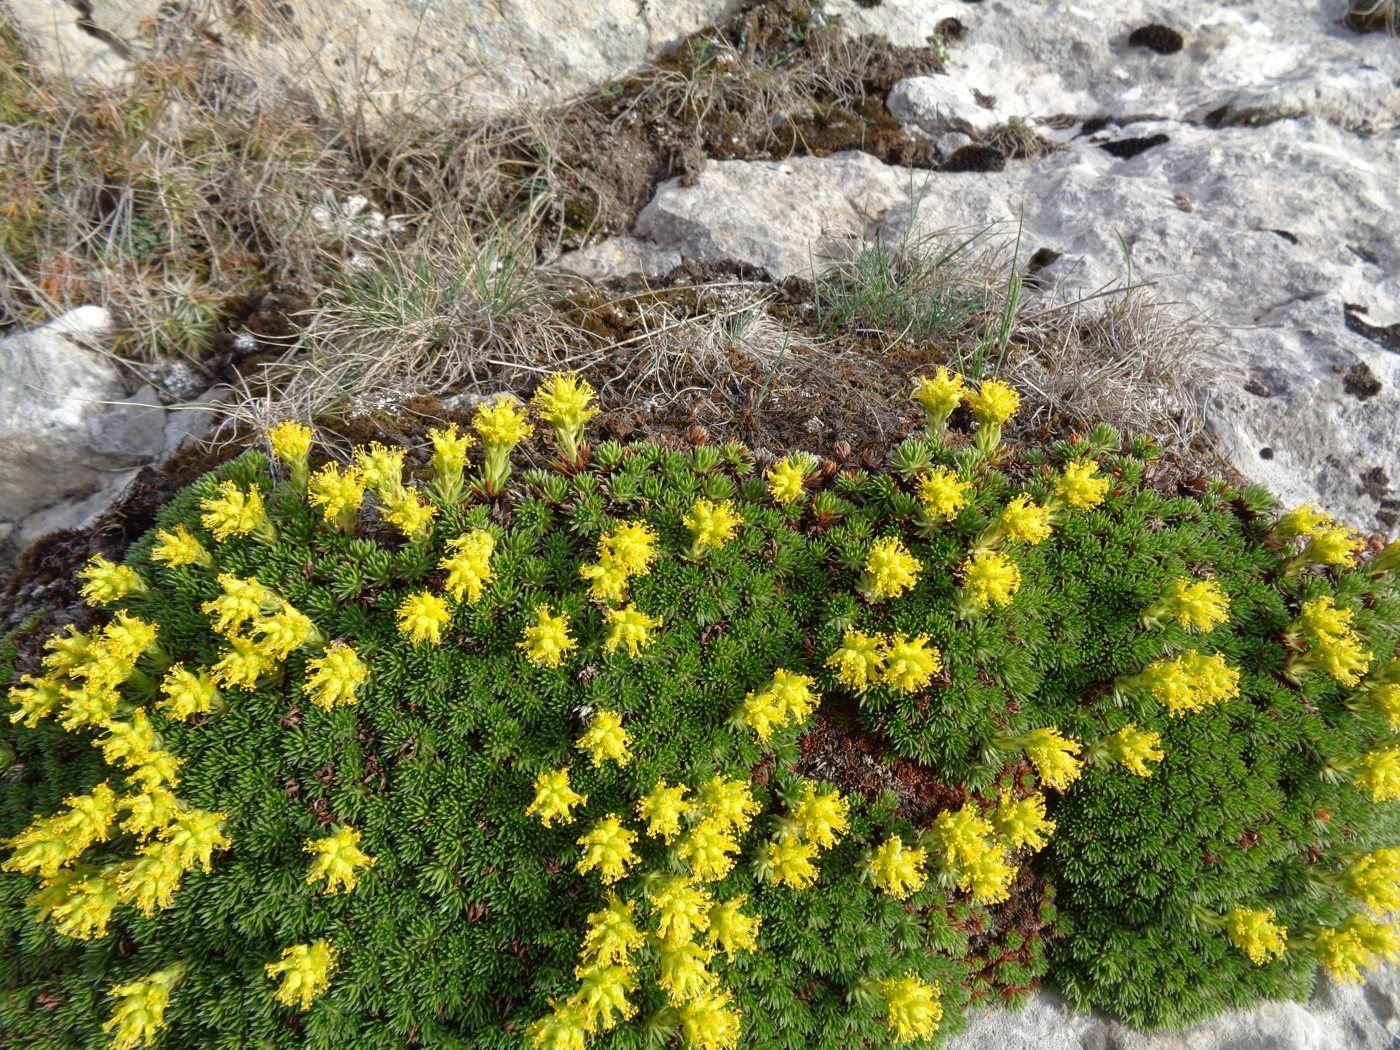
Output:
(0, 308), (170, 552)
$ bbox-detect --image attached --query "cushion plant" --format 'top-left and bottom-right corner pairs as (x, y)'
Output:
(2, 370), (1398, 1048)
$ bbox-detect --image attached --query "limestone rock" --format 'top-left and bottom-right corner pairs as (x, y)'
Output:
(888, 75), (1001, 138)
(0, 307), (167, 532)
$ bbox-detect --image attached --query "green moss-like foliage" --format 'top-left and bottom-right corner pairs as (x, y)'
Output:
(2, 386), (1398, 1048)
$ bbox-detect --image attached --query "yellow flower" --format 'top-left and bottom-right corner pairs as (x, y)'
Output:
(428, 423), (473, 480)
(603, 604), (662, 657)
(1316, 915), (1400, 982)
(966, 377), (1020, 425)
(963, 850), (1019, 906)
(8, 674), (65, 728)
(1141, 577), (1230, 632)
(58, 686), (121, 730)
(440, 529), (496, 604)
(875, 974), (942, 1044)
(1274, 504), (1330, 540)
(881, 634), (941, 693)
(636, 780), (690, 841)
(826, 630), (886, 692)
(917, 468), (970, 522)
(788, 781), (850, 850)
(1226, 907), (1288, 968)
(251, 607), (323, 660)
(1016, 727), (1084, 791)
(656, 939), (716, 1003)
(576, 814), (639, 885)
(859, 536), (921, 602)
(266, 940), (338, 1011)
(1343, 849), (1400, 914)
(268, 420), (314, 464)
(1303, 524), (1363, 568)
(580, 895), (646, 966)
(996, 494), (1054, 546)
(42, 624), (95, 674)
(929, 804), (1015, 903)
(1103, 724), (1164, 777)
(527, 1001), (589, 1050)
(1355, 747), (1400, 803)
(3, 782), (118, 878)
(29, 867), (120, 940)
(864, 835), (927, 899)
(1294, 596), (1356, 641)
(1055, 459), (1110, 510)
(150, 525), (211, 569)
(95, 708), (160, 768)
(569, 961), (637, 1033)
(212, 637), (273, 690)
(766, 455), (811, 506)
(396, 591), (452, 646)
(677, 819), (741, 882)
(990, 793), (1055, 852)
(911, 367), (966, 430)
(127, 750), (182, 793)
(576, 710), (631, 767)
(351, 443), (405, 494)
(78, 555), (147, 606)
(650, 875), (714, 943)
(1288, 596), (1372, 685)
(304, 824), (376, 894)
(308, 464), (366, 531)
(1120, 650), (1240, 715)
(532, 373), (598, 464)
(696, 776), (760, 834)
(738, 669), (817, 741)
(304, 643), (369, 711)
(707, 896), (761, 959)
(117, 841), (184, 915)
(120, 788), (180, 839)
(527, 768), (587, 828)
(103, 964), (185, 1050)
(520, 604), (577, 668)
(157, 665), (219, 721)
(959, 549), (1021, 612)
(473, 395), (534, 448)
(380, 488), (437, 542)
(203, 573), (278, 635)
(200, 481), (275, 543)
(599, 521), (660, 577)
(684, 499), (744, 554)
(579, 558), (632, 603)
(678, 988), (742, 1050)
(160, 809), (229, 873)
(755, 834), (820, 889)
(1352, 681), (1400, 730)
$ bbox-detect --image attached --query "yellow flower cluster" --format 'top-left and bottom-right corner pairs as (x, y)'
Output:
(873, 973), (943, 1044)
(266, 940), (339, 1010)
(103, 964), (185, 1050)
(532, 374), (597, 464)
(859, 536), (922, 602)
(1227, 906), (1288, 965)
(1354, 747), (1400, 803)
(975, 493), (1053, 551)
(440, 529), (497, 604)
(577, 814), (640, 887)
(428, 423), (474, 504)
(912, 368), (966, 430)
(930, 804), (1016, 904)
(304, 824), (376, 894)
(1351, 674), (1400, 731)
(528, 768), (589, 827)
(303, 642), (370, 711)
(150, 524), (212, 569)
(637, 780), (690, 841)
(199, 480), (277, 543)
(766, 453), (814, 506)
(577, 710), (632, 767)
(990, 792), (1056, 852)
(201, 574), (324, 684)
(737, 669), (818, 742)
(1002, 727), (1083, 791)
(268, 420), (314, 491)
(396, 590), (452, 645)
(1102, 724), (1165, 777)
(474, 395), (534, 495)
(1287, 596), (1372, 686)
(1140, 577), (1230, 632)
(683, 499), (744, 557)
(1342, 849), (1400, 914)
(1275, 504), (1362, 569)
(1316, 915), (1400, 982)
(1053, 459), (1110, 510)
(916, 467), (971, 523)
(958, 548), (1021, 614)
(756, 781), (843, 890)
(602, 604), (662, 657)
(1119, 650), (1240, 716)
(863, 835), (927, 900)
(580, 520), (660, 602)
(966, 377), (1020, 454)
(78, 554), (148, 606)
(307, 463), (366, 532)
